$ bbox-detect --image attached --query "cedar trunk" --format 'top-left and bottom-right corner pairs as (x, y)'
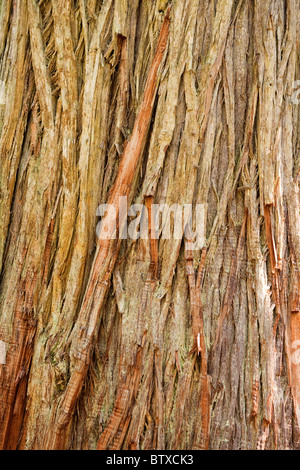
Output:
(0, 0), (300, 450)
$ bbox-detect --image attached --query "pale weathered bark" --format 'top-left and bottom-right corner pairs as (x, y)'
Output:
(0, 0), (299, 450)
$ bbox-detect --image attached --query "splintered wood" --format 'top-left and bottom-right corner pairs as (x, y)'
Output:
(46, 8), (171, 449)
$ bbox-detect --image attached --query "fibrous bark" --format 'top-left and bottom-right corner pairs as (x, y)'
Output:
(0, 0), (300, 450)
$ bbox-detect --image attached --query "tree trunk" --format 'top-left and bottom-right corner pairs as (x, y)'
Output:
(0, 0), (299, 450)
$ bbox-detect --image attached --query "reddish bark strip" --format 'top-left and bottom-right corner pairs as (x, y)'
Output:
(47, 8), (171, 449)
(195, 250), (210, 451)
(0, 271), (37, 449)
(264, 205), (278, 274)
(263, 205), (283, 335)
(291, 249), (300, 314)
(42, 188), (62, 285)
(251, 379), (259, 422)
(291, 313), (300, 434)
(145, 196), (159, 280)
(257, 204), (280, 449)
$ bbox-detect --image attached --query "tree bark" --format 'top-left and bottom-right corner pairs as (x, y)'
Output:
(0, 0), (299, 450)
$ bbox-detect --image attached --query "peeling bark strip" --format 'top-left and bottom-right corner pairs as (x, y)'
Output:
(291, 313), (300, 430)
(264, 205), (278, 274)
(291, 247), (300, 314)
(146, 196), (159, 280)
(97, 341), (146, 450)
(0, 272), (37, 449)
(46, 9), (171, 449)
